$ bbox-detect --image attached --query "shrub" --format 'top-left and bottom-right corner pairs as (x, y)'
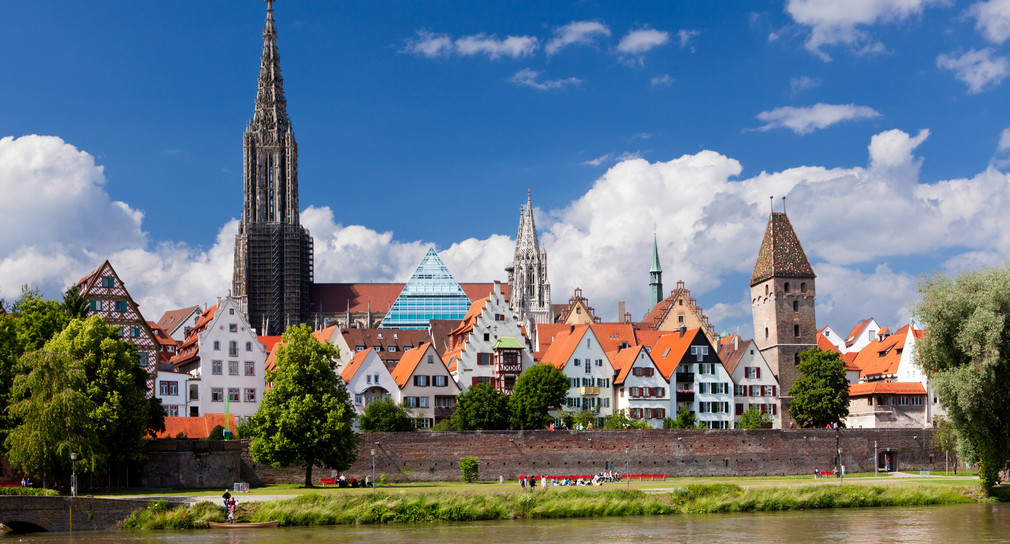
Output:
(459, 456), (479, 483)
(207, 425), (225, 440)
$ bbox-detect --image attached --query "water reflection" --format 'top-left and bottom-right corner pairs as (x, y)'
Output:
(11, 504), (1010, 544)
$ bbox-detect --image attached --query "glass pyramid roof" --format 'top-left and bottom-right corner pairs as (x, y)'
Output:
(380, 248), (472, 329)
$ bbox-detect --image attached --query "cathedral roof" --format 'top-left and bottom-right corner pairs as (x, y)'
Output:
(750, 212), (816, 286)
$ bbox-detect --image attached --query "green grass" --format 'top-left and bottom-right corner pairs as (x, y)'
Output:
(120, 483), (978, 530)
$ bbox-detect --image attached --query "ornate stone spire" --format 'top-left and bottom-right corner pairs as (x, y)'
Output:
(515, 190), (540, 258)
(252, 0), (289, 131)
(506, 190), (553, 329)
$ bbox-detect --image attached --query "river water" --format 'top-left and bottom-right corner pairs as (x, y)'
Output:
(9, 503), (1010, 543)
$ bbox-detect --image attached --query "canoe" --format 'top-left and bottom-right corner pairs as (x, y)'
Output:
(208, 520), (280, 529)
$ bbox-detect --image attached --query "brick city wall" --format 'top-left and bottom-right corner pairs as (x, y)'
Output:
(226, 428), (941, 485)
(0, 496), (151, 532)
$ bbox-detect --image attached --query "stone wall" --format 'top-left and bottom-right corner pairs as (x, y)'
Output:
(0, 496), (151, 532)
(221, 428), (941, 485)
(143, 440), (243, 488)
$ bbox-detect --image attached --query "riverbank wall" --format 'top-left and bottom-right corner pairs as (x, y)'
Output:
(230, 428), (941, 485)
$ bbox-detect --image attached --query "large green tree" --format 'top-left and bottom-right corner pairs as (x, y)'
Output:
(788, 347), (849, 428)
(45, 316), (156, 471)
(358, 396), (415, 432)
(5, 350), (100, 482)
(450, 383), (510, 430)
(509, 363), (568, 430)
(914, 266), (1010, 492)
(247, 324), (358, 487)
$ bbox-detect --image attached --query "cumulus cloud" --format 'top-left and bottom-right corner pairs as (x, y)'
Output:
(545, 21), (611, 55)
(510, 68), (583, 91)
(969, 0), (1010, 44)
(404, 30), (538, 59)
(786, 0), (946, 61)
(937, 48), (1010, 93)
(753, 103), (882, 134)
(617, 28), (670, 65)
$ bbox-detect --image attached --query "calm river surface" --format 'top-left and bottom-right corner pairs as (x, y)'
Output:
(9, 503), (1010, 543)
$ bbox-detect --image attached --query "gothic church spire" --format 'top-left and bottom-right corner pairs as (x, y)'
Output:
(507, 190), (553, 330)
(253, 0), (289, 131)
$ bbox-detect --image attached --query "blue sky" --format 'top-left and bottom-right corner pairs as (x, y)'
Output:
(3, 0), (1010, 337)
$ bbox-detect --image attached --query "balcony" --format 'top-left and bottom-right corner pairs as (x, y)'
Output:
(580, 386), (601, 396)
(675, 372), (694, 383)
(676, 390), (694, 402)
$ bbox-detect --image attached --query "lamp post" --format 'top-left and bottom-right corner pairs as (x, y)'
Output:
(371, 449), (376, 489)
(625, 447), (630, 489)
(837, 448), (843, 484)
(70, 452), (77, 497)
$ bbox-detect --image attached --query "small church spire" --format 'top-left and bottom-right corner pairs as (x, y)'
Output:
(649, 231), (663, 311)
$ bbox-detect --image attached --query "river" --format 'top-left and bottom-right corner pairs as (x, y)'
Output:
(9, 503), (1010, 543)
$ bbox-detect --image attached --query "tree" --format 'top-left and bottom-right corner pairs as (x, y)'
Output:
(737, 406), (773, 429)
(914, 266), (1010, 491)
(788, 347), (849, 428)
(358, 396), (415, 433)
(247, 324), (358, 487)
(603, 409), (650, 429)
(509, 364), (568, 430)
(664, 406), (702, 429)
(459, 456), (479, 483)
(932, 416), (958, 474)
(5, 350), (100, 481)
(45, 317), (154, 471)
(61, 285), (89, 319)
(450, 384), (510, 430)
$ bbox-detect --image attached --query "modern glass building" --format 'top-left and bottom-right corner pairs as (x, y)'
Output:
(379, 248), (472, 329)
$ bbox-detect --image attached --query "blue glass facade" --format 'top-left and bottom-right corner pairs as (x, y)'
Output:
(380, 248), (472, 329)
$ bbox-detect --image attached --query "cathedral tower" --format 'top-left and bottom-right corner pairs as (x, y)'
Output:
(649, 233), (663, 312)
(233, 0), (314, 335)
(506, 191), (553, 329)
(750, 204), (816, 423)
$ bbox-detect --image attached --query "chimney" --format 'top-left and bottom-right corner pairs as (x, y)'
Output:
(569, 324), (575, 335)
(679, 325), (686, 337)
(617, 301), (626, 322)
(734, 334), (740, 350)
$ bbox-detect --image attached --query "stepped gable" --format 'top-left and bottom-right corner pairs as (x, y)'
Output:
(750, 212), (816, 286)
(637, 280), (718, 343)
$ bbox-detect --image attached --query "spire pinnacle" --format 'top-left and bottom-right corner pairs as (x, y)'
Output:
(252, 0), (288, 130)
(650, 232), (662, 273)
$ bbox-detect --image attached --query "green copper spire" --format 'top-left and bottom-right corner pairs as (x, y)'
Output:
(649, 232), (663, 312)
(650, 233), (662, 273)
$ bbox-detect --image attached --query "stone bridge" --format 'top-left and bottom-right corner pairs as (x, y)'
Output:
(0, 496), (152, 533)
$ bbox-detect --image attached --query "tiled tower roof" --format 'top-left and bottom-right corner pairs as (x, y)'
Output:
(750, 212), (815, 286)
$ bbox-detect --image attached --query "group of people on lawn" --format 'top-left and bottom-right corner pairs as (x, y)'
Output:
(517, 470), (623, 489)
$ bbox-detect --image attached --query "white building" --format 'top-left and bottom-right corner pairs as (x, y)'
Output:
(442, 281), (533, 393)
(540, 325), (616, 422)
(719, 337), (780, 428)
(390, 343), (460, 429)
(169, 296), (267, 419)
(654, 327), (734, 429)
(611, 345), (669, 427)
(155, 369), (190, 418)
(341, 348), (397, 418)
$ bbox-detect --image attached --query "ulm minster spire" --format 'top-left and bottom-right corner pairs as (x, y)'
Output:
(507, 191), (553, 329)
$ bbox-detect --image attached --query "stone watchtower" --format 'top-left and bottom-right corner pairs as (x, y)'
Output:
(233, 0), (314, 335)
(750, 206), (816, 424)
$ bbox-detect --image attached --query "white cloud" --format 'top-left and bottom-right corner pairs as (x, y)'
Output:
(650, 74), (675, 87)
(753, 103), (882, 134)
(545, 21), (611, 55)
(969, 0), (1010, 44)
(404, 30), (539, 60)
(581, 151), (643, 167)
(675, 29), (700, 49)
(937, 48), (1010, 94)
(510, 68), (583, 91)
(786, 0), (946, 61)
(617, 28), (670, 55)
(999, 128), (1010, 152)
(790, 75), (821, 94)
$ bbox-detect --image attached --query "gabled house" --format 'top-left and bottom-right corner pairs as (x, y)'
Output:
(653, 327), (734, 429)
(638, 280), (720, 346)
(555, 288), (601, 325)
(390, 342), (460, 429)
(157, 306), (203, 343)
(148, 321), (181, 368)
(169, 296), (267, 419)
(539, 324), (615, 424)
(442, 281), (533, 393)
(817, 325), (846, 353)
(341, 348), (396, 422)
(844, 318), (882, 353)
(718, 336), (780, 428)
(77, 260), (158, 394)
(322, 326), (430, 372)
(611, 345), (669, 427)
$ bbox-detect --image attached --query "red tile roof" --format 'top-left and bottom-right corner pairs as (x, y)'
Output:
(849, 381), (926, 397)
(611, 345), (657, 385)
(170, 305), (219, 367)
(651, 328), (703, 380)
(845, 318), (873, 346)
(539, 325), (591, 370)
(717, 338), (754, 376)
(852, 324), (913, 380)
(632, 330), (667, 351)
(391, 343), (433, 388)
(157, 306), (201, 334)
(817, 333), (840, 353)
(340, 349), (372, 383)
(155, 414), (237, 439)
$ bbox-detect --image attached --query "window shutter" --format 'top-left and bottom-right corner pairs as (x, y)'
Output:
(772, 385), (777, 396)
(472, 377), (478, 386)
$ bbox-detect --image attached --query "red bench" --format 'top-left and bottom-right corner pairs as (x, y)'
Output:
(320, 478), (337, 486)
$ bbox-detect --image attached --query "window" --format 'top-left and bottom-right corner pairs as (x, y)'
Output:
(373, 346), (380, 352)
(745, 367), (760, 379)
(213, 341), (220, 351)
(434, 375), (448, 387)
(678, 314), (685, 323)
(244, 361), (255, 376)
(101, 276), (115, 288)
(366, 375), (372, 384)
(388, 346), (397, 352)
(229, 341), (238, 357)
(229, 308), (235, 315)
(699, 383), (708, 394)
(405, 397), (419, 408)
(374, 374), (380, 384)
(784, 282), (790, 293)
(495, 313), (505, 321)
(765, 327), (769, 339)
(246, 341), (252, 351)
(114, 300), (128, 312)
(585, 362), (591, 374)
(414, 375), (429, 387)
(912, 396), (923, 406)
(586, 338), (591, 348)
(244, 388), (256, 402)
(435, 396), (454, 408)
(355, 394), (363, 405)
(212, 360), (223, 375)
(189, 384), (199, 401)
(211, 388), (224, 402)
(691, 345), (709, 361)
(228, 360), (239, 375)
(89, 299), (101, 311)
(477, 353), (491, 365)
(793, 301), (798, 312)
(130, 326), (140, 338)
(794, 325), (800, 337)
(419, 397), (429, 408)
(167, 405), (179, 417)
(159, 381), (178, 396)
(228, 388), (240, 402)
(484, 333), (490, 342)
(800, 282), (807, 293)
(735, 385), (745, 396)
(229, 323), (237, 332)
(750, 385), (760, 397)
(574, 359), (581, 366)
(356, 346), (365, 352)
(595, 359), (603, 367)
(427, 354), (433, 363)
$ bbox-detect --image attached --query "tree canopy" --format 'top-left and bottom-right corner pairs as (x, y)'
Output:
(509, 363), (568, 430)
(247, 324), (358, 487)
(358, 396), (415, 433)
(914, 266), (1010, 491)
(603, 409), (650, 430)
(787, 347), (849, 428)
(736, 406), (773, 429)
(664, 406), (703, 429)
(449, 383), (510, 431)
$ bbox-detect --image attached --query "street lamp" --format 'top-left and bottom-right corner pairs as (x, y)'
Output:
(625, 447), (630, 489)
(70, 452), (77, 497)
(837, 448), (843, 484)
(371, 449), (376, 489)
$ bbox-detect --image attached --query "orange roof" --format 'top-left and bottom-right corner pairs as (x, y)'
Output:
(817, 333), (840, 353)
(539, 325), (591, 370)
(651, 327), (703, 380)
(611, 345), (657, 385)
(852, 324), (913, 380)
(341, 348), (372, 383)
(841, 352), (859, 371)
(259, 335), (284, 353)
(633, 329), (667, 351)
(155, 414), (237, 439)
(588, 324), (637, 353)
(535, 323), (574, 357)
(717, 338), (755, 376)
(849, 381), (926, 396)
(845, 318), (873, 346)
(391, 342), (432, 388)
(170, 305), (219, 367)
(147, 321), (179, 348)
